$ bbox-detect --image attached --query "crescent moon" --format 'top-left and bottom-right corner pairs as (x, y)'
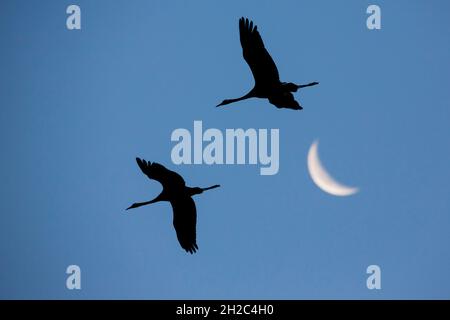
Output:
(307, 140), (359, 196)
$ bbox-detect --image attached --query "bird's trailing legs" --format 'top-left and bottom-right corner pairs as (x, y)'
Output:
(188, 184), (221, 196)
(202, 184), (221, 191)
(298, 81), (319, 89)
(284, 81), (319, 92)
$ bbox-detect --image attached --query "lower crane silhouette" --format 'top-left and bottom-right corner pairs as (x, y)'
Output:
(127, 158), (220, 254)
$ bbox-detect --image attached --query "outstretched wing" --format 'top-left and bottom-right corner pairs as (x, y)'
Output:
(268, 92), (303, 110)
(171, 196), (198, 254)
(239, 17), (280, 88)
(135, 158), (185, 190)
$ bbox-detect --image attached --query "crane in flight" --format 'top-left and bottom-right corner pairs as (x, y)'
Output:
(217, 17), (319, 110)
(127, 158), (220, 254)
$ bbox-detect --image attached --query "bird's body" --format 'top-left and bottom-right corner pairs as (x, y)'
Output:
(127, 158), (220, 254)
(217, 17), (318, 110)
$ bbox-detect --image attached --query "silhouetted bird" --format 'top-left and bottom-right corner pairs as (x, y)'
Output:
(127, 158), (220, 254)
(217, 17), (319, 110)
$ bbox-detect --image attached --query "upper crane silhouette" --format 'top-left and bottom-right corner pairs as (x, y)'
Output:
(217, 17), (319, 110)
(126, 158), (220, 254)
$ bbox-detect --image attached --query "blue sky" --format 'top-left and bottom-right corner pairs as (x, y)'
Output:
(1, 0), (449, 299)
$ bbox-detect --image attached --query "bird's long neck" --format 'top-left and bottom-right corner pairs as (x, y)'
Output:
(229, 93), (253, 103)
(217, 91), (255, 107)
(126, 193), (164, 210)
